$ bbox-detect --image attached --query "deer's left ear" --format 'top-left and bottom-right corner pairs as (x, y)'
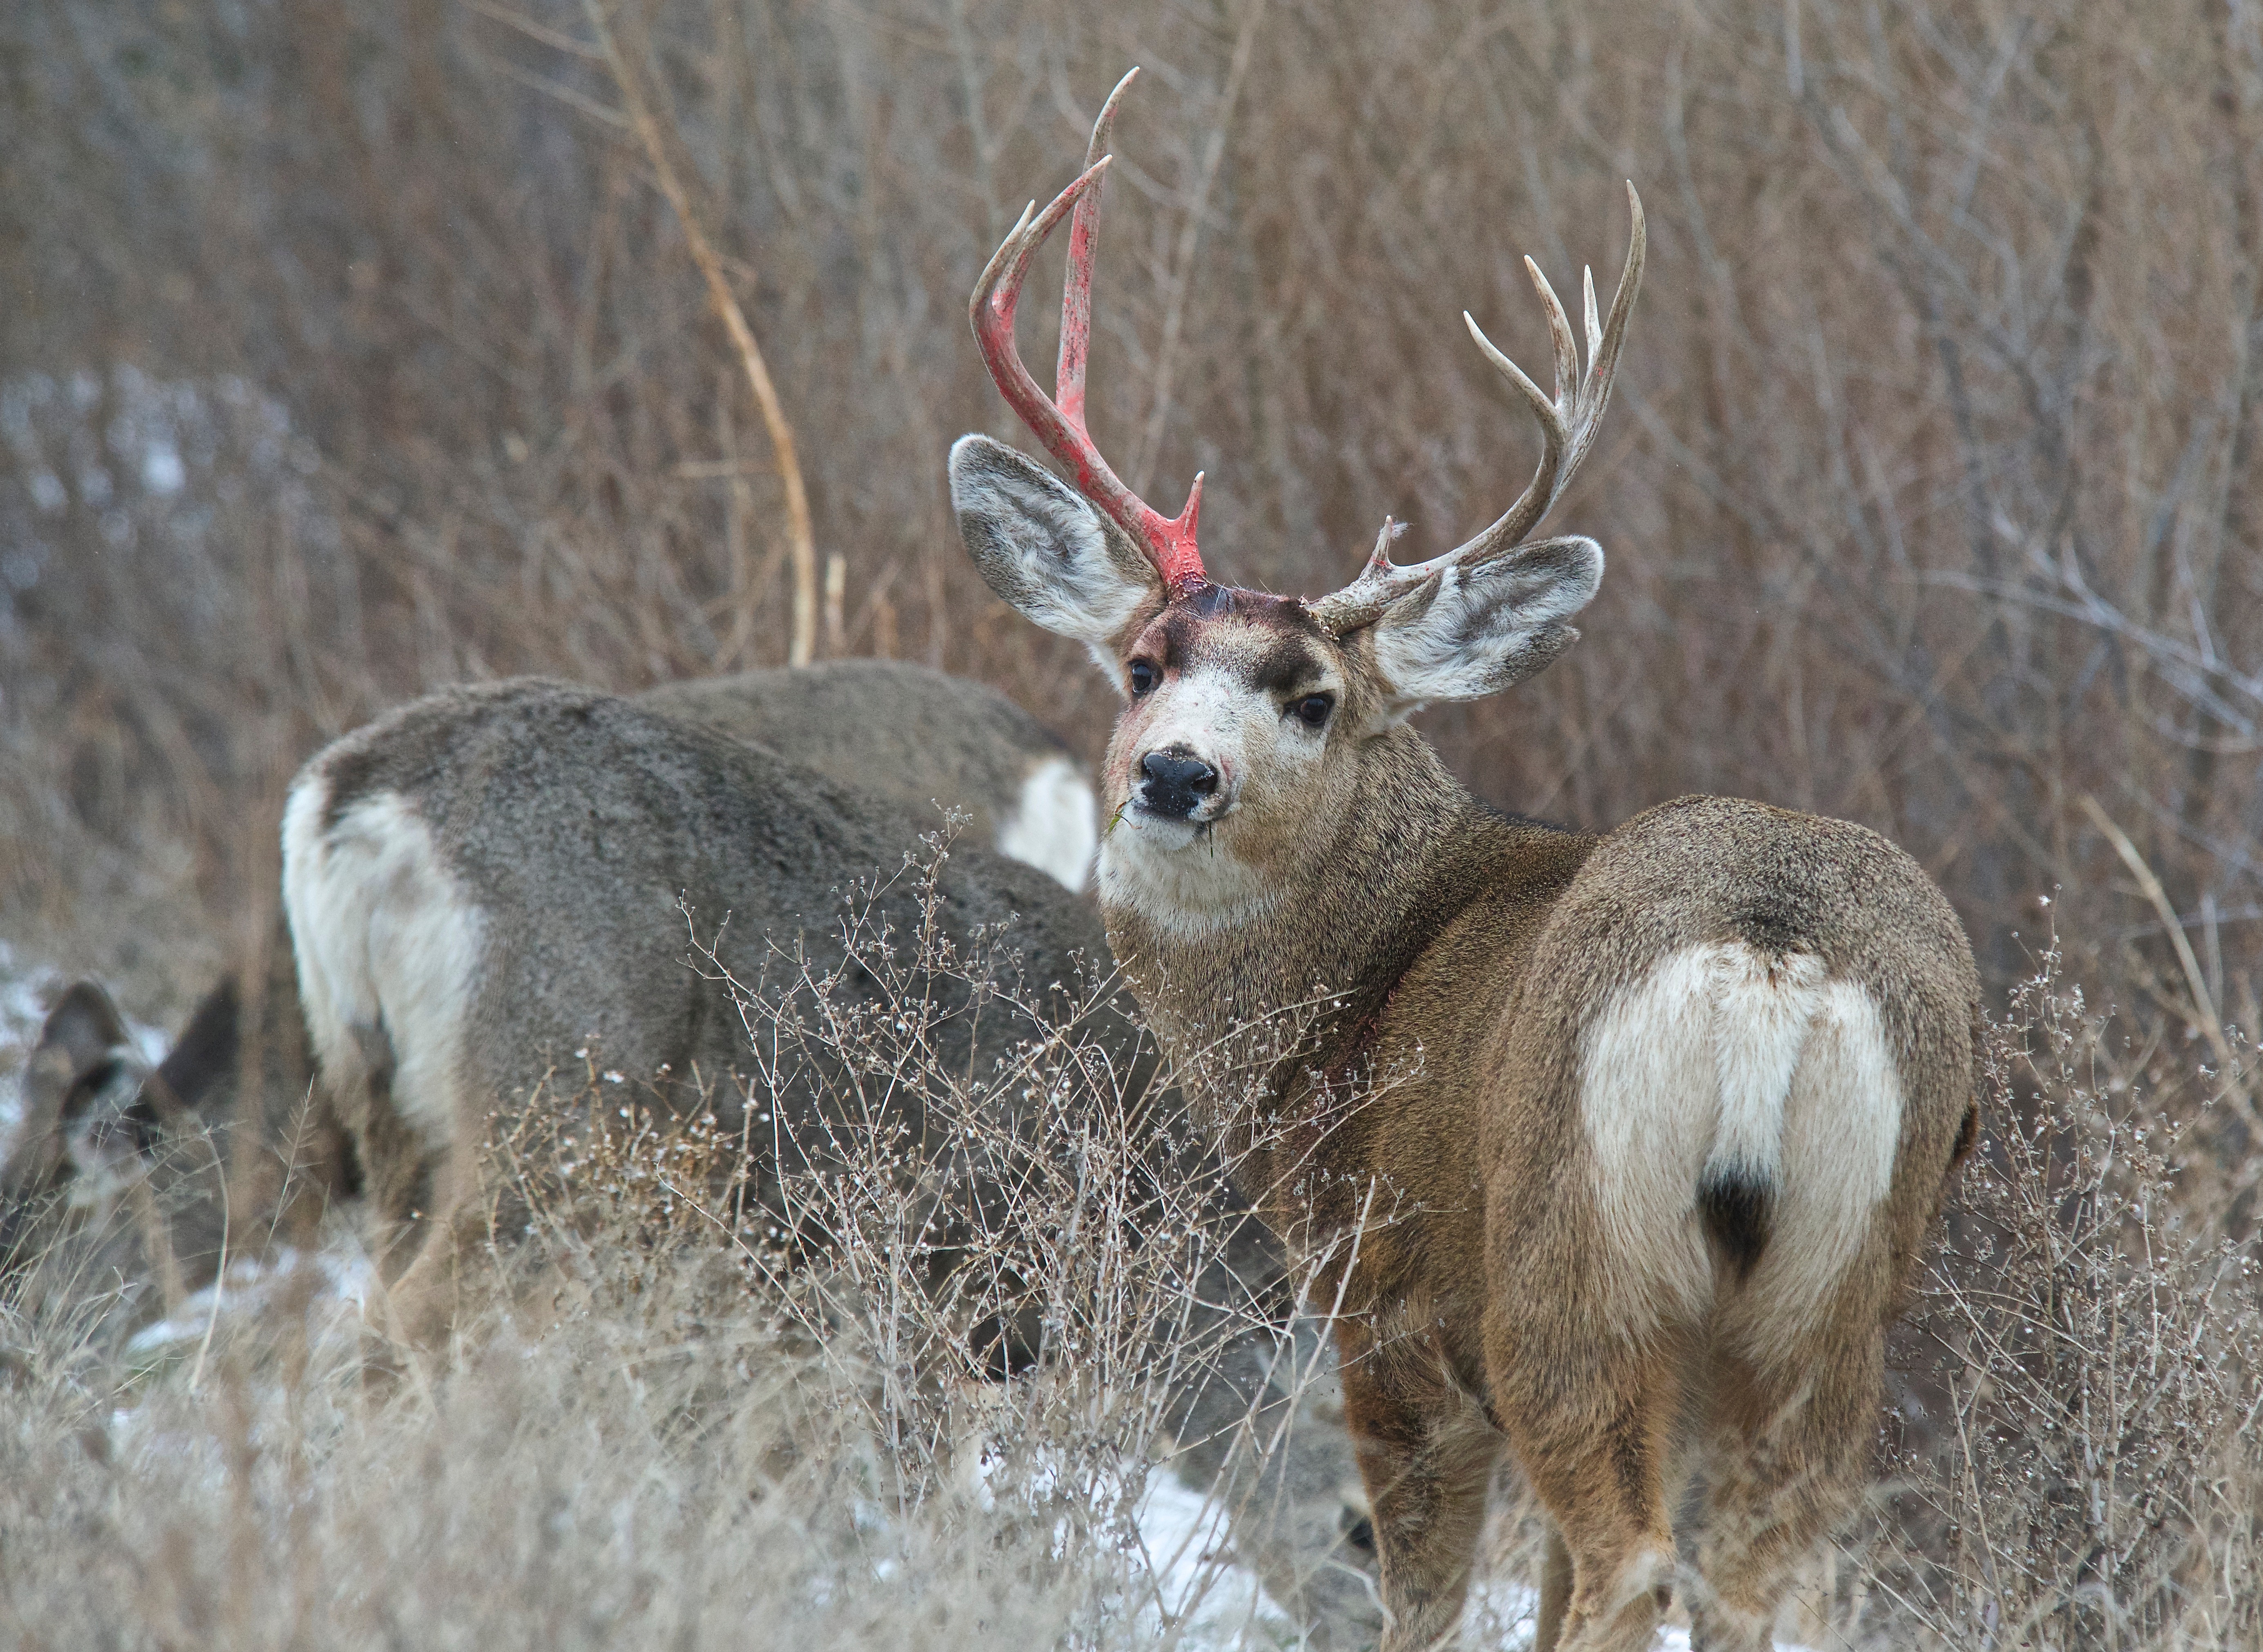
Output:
(1365, 536), (1602, 716)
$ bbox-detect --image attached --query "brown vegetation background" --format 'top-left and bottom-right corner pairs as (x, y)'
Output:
(3, 3), (2262, 1641)
(3, 0), (2258, 1040)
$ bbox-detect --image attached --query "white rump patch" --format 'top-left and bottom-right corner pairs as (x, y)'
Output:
(1750, 979), (1903, 1354)
(1705, 949), (1827, 1187)
(1578, 943), (1902, 1351)
(282, 777), (485, 1153)
(995, 755), (1098, 893)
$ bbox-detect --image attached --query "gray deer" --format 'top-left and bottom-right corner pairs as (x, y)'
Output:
(4, 661), (1092, 1306)
(8, 660), (1382, 1641)
(275, 659), (1378, 1641)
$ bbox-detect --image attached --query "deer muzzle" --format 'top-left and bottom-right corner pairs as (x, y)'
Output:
(1136, 746), (1222, 822)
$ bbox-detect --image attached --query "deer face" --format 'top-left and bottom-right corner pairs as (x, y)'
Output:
(950, 436), (1602, 927)
(952, 70), (1637, 928)
(1100, 585), (1350, 919)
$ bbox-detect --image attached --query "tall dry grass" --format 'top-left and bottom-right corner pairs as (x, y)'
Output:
(4, 896), (2258, 1647)
(1, 864), (1382, 1648)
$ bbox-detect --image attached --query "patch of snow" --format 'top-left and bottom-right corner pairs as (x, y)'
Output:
(1133, 1470), (1298, 1648)
(1456, 1571), (1814, 1652)
(0, 939), (54, 1145)
(1462, 1572), (1542, 1648)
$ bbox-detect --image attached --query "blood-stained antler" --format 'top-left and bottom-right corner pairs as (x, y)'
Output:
(969, 68), (1209, 598)
(1308, 185), (1646, 636)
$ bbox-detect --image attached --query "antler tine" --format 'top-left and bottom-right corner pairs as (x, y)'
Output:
(968, 71), (1209, 598)
(1359, 515), (1409, 576)
(1562, 181), (1646, 478)
(1307, 186), (1646, 636)
(1462, 310), (1566, 551)
(1527, 257), (1581, 407)
(1582, 265), (1602, 373)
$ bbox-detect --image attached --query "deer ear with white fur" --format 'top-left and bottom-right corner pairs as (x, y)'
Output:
(949, 435), (1165, 683)
(1363, 534), (1602, 717)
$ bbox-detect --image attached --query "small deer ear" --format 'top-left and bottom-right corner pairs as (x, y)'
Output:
(7, 982), (140, 1197)
(140, 975), (243, 1126)
(34, 982), (131, 1085)
(950, 435), (1164, 676)
(1367, 535), (1602, 717)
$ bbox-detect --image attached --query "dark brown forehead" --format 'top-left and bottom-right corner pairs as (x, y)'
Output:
(1132, 585), (1334, 688)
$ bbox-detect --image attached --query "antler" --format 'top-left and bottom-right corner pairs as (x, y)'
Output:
(1307, 185), (1646, 635)
(969, 68), (1209, 598)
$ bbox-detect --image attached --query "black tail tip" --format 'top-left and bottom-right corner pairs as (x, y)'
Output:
(1698, 1168), (1774, 1282)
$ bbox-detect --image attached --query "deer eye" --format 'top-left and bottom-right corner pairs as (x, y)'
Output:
(1126, 659), (1159, 697)
(1289, 693), (1334, 730)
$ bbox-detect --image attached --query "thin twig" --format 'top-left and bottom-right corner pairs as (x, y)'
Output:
(186, 1132), (232, 1394)
(1129, 0), (1267, 498)
(584, 0), (819, 666)
(2080, 796), (2252, 1128)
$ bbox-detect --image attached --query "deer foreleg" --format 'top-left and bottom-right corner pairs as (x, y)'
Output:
(1336, 1333), (1500, 1651)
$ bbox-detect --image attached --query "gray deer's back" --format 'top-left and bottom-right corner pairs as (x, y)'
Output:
(635, 661), (1095, 891)
(294, 678), (1113, 1136)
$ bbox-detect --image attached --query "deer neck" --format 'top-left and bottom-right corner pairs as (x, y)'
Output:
(1098, 728), (1495, 1087)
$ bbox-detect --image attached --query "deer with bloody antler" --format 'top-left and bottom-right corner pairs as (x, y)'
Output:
(950, 71), (1980, 1652)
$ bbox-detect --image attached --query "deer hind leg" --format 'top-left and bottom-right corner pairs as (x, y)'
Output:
(367, 1137), (482, 1352)
(284, 779), (489, 1352)
(1336, 1328), (1500, 1652)
(1497, 1335), (1687, 1652)
(1684, 1330), (1882, 1651)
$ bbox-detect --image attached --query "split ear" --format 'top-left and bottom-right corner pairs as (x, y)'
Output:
(949, 435), (1164, 684)
(1363, 535), (1602, 718)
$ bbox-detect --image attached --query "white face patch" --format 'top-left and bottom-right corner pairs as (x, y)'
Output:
(1097, 827), (1280, 936)
(994, 755), (1098, 894)
(283, 777), (486, 1154)
(60, 1051), (155, 1210)
(1097, 660), (1335, 934)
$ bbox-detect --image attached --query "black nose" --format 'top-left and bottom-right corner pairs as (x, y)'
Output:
(1139, 748), (1219, 819)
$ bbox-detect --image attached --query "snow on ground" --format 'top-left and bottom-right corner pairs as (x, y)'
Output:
(121, 1245), (375, 1363)
(1133, 1468), (1301, 1646)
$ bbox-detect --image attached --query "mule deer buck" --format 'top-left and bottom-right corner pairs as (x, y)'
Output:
(948, 71), (1981, 1652)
